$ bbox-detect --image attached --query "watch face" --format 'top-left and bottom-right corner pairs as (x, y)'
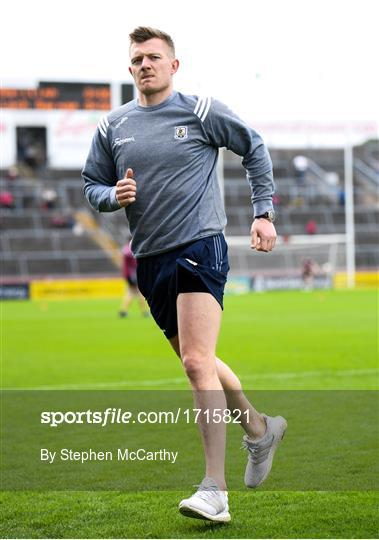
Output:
(255, 211), (276, 222)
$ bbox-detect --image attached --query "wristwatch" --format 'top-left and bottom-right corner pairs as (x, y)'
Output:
(254, 210), (276, 223)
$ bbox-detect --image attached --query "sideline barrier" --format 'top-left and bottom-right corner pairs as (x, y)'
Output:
(333, 271), (379, 289)
(1, 272), (377, 300)
(0, 283), (30, 300)
(30, 278), (124, 300)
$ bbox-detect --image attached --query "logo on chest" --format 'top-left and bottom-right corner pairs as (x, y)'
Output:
(174, 126), (188, 140)
(113, 136), (135, 147)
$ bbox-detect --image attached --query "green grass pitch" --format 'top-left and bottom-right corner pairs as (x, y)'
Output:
(1, 289), (378, 538)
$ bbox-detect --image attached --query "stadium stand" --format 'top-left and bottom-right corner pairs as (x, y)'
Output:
(0, 180), (119, 277)
(222, 143), (378, 275)
(1, 141), (378, 280)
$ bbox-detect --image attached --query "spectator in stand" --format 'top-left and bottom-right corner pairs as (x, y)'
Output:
(5, 166), (19, 183)
(4, 166), (18, 197)
(24, 142), (44, 171)
(119, 241), (149, 318)
(292, 196), (304, 208)
(305, 219), (317, 235)
(293, 155), (309, 185)
(41, 188), (58, 210)
(50, 214), (75, 229)
(0, 191), (14, 209)
(272, 194), (281, 207)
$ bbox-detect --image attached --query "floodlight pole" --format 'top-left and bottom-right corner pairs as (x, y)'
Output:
(344, 140), (356, 288)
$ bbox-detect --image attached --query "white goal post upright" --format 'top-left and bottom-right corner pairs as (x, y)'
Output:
(344, 141), (356, 288)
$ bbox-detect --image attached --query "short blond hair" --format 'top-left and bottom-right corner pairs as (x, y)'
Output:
(129, 26), (175, 56)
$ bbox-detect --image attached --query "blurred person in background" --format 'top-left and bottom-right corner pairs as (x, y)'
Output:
(305, 219), (318, 235)
(5, 165), (19, 183)
(119, 239), (149, 318)
(41, 188), (58, 210)
(83, 26), (287, 523)
(0, 191), (15, 209)
(293, 154), (308, 185)
(301, 258), (316, 290)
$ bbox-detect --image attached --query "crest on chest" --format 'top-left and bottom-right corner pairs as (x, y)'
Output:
(174, 126), (188, 140)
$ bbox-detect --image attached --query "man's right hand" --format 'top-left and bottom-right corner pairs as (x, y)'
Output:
(115, 168), (137, 207)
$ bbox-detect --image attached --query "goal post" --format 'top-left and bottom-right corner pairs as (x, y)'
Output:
(226, 234), (347, 292)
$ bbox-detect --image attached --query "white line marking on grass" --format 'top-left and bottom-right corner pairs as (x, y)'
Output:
(3, 377), (187, 391)
(3, 368), (378, 391)
(240, 368), (379, 381)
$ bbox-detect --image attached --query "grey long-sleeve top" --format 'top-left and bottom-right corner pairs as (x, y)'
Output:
(82, 91), (274, 257)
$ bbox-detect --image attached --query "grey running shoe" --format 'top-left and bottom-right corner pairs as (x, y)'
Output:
(242, 414), (287, 488)
(179, 477), (231, 522)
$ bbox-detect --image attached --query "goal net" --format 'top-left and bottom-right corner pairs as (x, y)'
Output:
(226, 234), (347, 291)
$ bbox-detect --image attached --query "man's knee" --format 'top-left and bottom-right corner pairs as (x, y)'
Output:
(182, 352), (216, 382)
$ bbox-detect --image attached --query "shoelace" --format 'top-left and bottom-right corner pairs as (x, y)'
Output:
(241, 434), (274, 464)
(193, 482), (217, 490)
(192, 483), (224, 501)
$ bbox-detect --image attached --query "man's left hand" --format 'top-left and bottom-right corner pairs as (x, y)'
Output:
(250, 219), (277, 252)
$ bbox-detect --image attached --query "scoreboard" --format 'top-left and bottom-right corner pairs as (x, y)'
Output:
(1, 80), (135, 169)
(0, 82), (112, 110)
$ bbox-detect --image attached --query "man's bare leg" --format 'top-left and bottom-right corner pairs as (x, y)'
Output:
(215, 357), (266, 440)
(120, 285), (133, 314)
(170, 337), (266, 441)
(174, 292), (227, 490)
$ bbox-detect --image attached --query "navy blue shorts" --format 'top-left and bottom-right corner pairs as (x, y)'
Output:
(136, 234), (229, 339)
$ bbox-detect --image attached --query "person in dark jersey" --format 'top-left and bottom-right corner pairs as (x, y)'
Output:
(83, 26), (286, 523)
(119, 241), (149, 318)
(302, 258), (316, 291)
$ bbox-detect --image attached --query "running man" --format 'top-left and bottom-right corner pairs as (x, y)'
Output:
(82, 26), (287, 523)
